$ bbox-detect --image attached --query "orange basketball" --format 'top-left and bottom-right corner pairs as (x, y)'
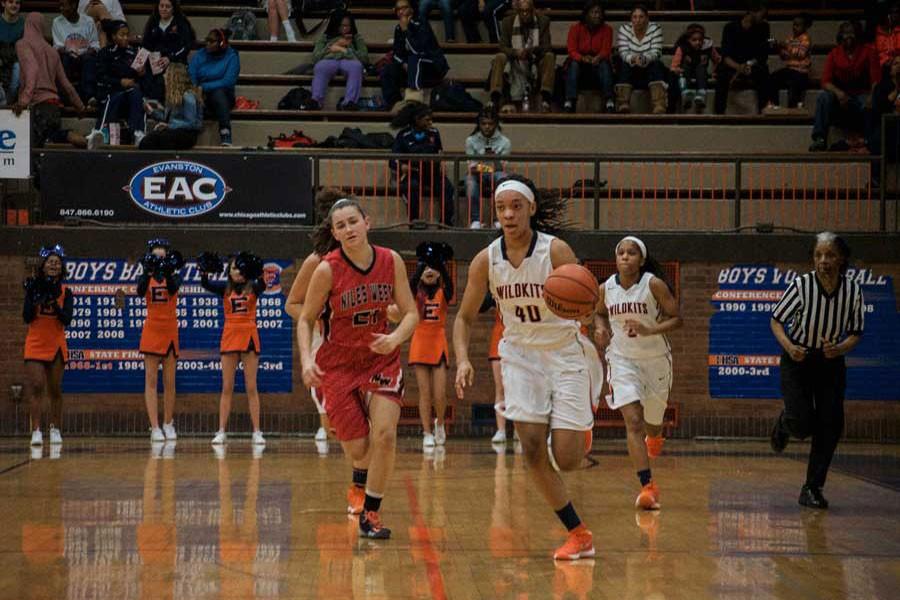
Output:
(543, 264), (599, 319)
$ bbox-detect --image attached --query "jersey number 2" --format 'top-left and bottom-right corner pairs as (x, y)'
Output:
(515, 305), (541, 323)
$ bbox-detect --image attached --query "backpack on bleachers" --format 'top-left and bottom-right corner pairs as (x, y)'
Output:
(430, 81), (482, 113)
(278, 87), (316, 110)
(228, 9), (258, 41)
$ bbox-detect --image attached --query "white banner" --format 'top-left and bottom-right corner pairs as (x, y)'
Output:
(0, 109), (30, 179)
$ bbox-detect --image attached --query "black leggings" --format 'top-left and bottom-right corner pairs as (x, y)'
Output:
(779, 351), (846, 488)
(138, 128), (199, 150)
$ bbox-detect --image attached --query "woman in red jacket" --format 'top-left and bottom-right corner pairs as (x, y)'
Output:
(564, 0), (614, 113)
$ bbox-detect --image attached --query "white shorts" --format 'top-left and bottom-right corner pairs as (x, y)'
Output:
(499, 335), (599, 431)
(606, 353), (672, 426)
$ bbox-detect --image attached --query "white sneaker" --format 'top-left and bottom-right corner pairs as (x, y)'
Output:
(151, 427), (165, 442)
(85, 128), (103, 150)
(133, 131), (145, 146)
(211, 430), (227, 445)
(49, 427), (62, 445)
(30, 430), (43, 446)
(163, 422), (177, 440)
(470, 220), (482, 229)
(491, 429), (507, 443)
(315, 427), (328, 441)
(434, 420), (446, 445)
(252, 430), (266, 446)
(423, 432), (435, 448)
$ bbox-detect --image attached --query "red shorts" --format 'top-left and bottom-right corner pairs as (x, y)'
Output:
(320, 350), (404, 442)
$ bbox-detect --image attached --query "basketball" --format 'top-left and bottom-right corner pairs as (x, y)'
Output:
(543, 264), (599, 319)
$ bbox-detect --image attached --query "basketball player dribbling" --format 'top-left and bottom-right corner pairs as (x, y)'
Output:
(453, 175), (600, 560)
(298, 197), (419, 540)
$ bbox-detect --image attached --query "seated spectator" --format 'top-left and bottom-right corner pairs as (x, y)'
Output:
(267, 0), (297, 42)
(382, 0), (448, 110)
(459, 0), (511, 44)
(141, 0), (196, 100)
(715, 2), (771, 115)
(417, 0), (456, 43)
(671, 23), (720, 112)
(489, 0), (554, 113)
(311, 11), (368, 110)
(0, 0), (24, 106)
(53, 0), (100, 105)
(139, 63), (202, 150)
(875, 1), (900, 67)
(868, 54), (900, 155)
(390, 102), (455, 225)
(78, 0), (125, 46)
(810, 22), (881, 152)
(465, 107), (510, 228)
(767, 14), (812, 110)
(12, 12), (86, 148)
(189, 28), (239, 146)
(88, 20), (147, 148)
(615, 4), (666, 114)
(564, 0), (613, 113)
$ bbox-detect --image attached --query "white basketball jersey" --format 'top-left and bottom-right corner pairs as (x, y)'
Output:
(488, 231), (579, 348)
(604, 272), (670, 359)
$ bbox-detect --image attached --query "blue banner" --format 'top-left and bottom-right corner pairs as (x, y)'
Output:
(708, 265), (900, 400)
(61, 259), (293, 393)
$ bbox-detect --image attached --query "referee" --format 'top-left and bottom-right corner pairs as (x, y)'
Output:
(769, 232), (865, 509)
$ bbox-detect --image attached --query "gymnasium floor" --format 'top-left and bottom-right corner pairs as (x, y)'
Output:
(1, 438), (897, 600)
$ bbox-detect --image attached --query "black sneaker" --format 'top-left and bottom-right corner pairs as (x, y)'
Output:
(798, 484), (829, 509)
(770, 414), (789, 453)
(808, 137), (827, 152)
(359, 510), (391, 539)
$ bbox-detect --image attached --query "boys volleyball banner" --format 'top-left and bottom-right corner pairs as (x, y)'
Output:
(61, 258), (293, 394)
(708, 264), (900, 400)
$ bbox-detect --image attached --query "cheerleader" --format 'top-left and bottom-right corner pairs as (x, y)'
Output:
(594, 236), (682, 510)
(23, 245), (73, 447)
(199, 252), (267, 446)
(136, 239), (183, 443)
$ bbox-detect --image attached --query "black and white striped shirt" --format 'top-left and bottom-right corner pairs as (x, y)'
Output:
(772, 271), (865, 349)
(616, 22), (663, 64)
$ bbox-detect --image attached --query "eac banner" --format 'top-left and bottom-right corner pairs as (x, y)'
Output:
(0, 108), (30, 179)
(38, 150), (313, 224)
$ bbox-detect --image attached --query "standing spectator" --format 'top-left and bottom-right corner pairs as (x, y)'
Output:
(615, 4), (666, 114)
(464, 107), (510, 228)
(382, 0), (448, 110)
(417, 0), (456, 43)
(809, 22), (881, 152)
(13, 12), (86, 148)
(78, 0), (125, 46)
(768, 14), (812, 110)
(53, 0), (100, 105)
(141, 0), (196, 101)
(189, 28), (240, 146)
(0, 0), (24, 106)
(875, 1), (900, 67)
(489, 0), (555, 113)
(715, 2), (771, 115)
(670, 23), (720, 112)
(459, 0), (511, 44)
(769, 232), (865, 509)
(139, 63), (202, 150)
(564, 0), (614, 113)
(267, 0), (297, 42)
(311, 11), (368, 111)
(390, 102), (455, 225)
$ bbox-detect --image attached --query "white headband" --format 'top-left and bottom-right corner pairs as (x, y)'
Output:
(616, 235), (647, 258)
(494, 180), (535, 204)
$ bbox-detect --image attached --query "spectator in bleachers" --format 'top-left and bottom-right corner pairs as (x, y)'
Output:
(714, 2), (771, 115)
(311, 11), (368, 111)
(459, 0), (511, 44)
(564, 0), (614, 113)
(489, 0), (554, 113)
(267, 0), (297, 42)
(767, 14), (812, 111)
(417, 0), (456, 43)
(189, 28), (240, 146)
(139, 63), (202, 150)
(141, 0), (196, 100)
(382, 0), (448, 110)
(465, 106), (509, 228)
(615, 4), (666, 114)
(0, 0), (24, 106)
(670, 23), (719, 113)
(868, 54), (900, 155)
(89, 20), (147, 148)
(78, 0), (125, 47)
(390, 101), (455, 225)
(810, 22), (881, 152)
(12, 12), (86, 148)
(875, 1), (900, 67)
(53, 0), (100, 105)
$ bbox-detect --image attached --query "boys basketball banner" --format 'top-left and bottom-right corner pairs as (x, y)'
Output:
(708, 264), (900, 400)
(61, 258), (293, 394)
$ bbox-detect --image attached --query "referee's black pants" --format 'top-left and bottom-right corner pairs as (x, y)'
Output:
(779, 351), (846, 489)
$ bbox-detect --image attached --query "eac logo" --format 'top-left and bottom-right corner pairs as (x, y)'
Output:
(0, 129), (16, 151)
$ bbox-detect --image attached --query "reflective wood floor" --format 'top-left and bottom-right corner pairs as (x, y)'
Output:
(1, 438), (898, 599)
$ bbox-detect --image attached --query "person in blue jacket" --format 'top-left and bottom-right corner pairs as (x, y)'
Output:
(189, 28), (239, 146)
(382, 0), (448, 109)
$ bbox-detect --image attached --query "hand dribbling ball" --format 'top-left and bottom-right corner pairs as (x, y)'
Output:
(543, 264), (599, 319)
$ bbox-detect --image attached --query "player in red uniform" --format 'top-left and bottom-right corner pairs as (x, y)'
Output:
(298, 198), (419, 539)
(23, 245), (73, 447)
(136, 239), (183, 443)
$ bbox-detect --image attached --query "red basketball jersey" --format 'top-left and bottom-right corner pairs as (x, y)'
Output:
(317, 245), (396, 370)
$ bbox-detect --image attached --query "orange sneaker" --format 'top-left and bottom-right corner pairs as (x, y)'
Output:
(635, 482), (661, 510)
(553, 525), (595, 560)
(347, 485), (364, 515)
(645, 435), (664, 458)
